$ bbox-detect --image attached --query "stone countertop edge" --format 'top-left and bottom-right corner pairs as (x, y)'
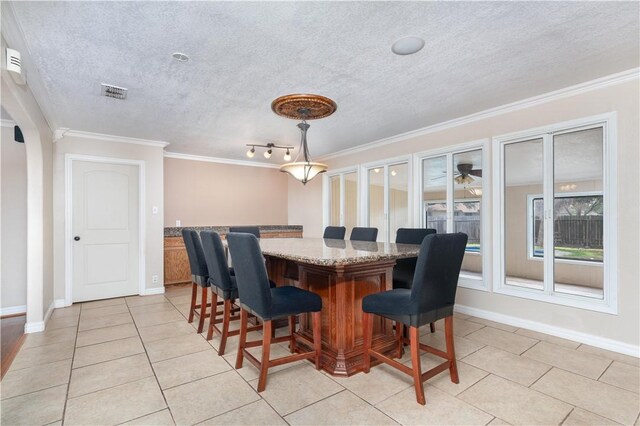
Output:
(164, 225), (303, 237)
(261, 251), (419, 267)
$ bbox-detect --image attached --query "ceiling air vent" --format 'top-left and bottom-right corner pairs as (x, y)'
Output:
(101, 83), (128, 100)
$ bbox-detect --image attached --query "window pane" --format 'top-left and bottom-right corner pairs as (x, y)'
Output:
(422, 156), (447, 233)
(504, 139), (544, 290)
(329, 175), (340, 226)
(389, 163), (409, 242)
(344, 172), (358, 237)
(453, 149), (483, 279)
(553, 127), (604, 299)
(368, 168), (384, 241)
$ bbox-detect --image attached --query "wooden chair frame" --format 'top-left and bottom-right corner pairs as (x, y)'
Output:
(187, 283), (223, 333)
(235, 309), (322, 392)
(206, 292), (257, 355)
(363, 313), (458, 405)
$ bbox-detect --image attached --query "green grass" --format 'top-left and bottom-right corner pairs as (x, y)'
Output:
(534, 246), (603, 262)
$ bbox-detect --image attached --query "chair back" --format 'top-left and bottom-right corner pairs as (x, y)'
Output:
(226, 233), (272, 317)
(323, 226), (346, 239)
(395, 228), (436, 245)
(350, 227), (378, 242)
(181, 229), (208, 284)
(228, 226), (260, 238)
(200, 231), (233, 291)
(410, 233), (468, 312)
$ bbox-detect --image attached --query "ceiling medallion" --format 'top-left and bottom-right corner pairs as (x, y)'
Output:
(272, 94), (336, 185)
(271, 94), (337, 120)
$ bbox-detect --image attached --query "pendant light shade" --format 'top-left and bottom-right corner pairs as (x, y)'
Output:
(278, 121), (327, 185)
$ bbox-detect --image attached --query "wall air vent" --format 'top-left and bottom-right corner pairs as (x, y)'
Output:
(101, 83), (128, 100)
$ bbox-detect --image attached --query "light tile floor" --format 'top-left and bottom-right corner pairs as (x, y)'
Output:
(2, 284), (639, 426)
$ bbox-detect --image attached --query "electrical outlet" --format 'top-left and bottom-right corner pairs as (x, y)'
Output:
(176, 219), (181, 227)
(152, 275), (158, 284)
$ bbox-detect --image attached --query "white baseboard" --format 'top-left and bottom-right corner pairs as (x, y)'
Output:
(142, 287), (165, 296)
(54, 299), (68, 308)
(44, 300), (55, 326)
(24, 321), (44, 333)
(0, 305), (26, 316)
(455, 304), (640, 358)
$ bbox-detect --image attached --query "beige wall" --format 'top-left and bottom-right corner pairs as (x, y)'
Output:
(53, 136), (165, 300)
(291, 79), (639, 348)
(164, 158), (289, 227)
(1, 125), (27, 309)
(288, 176), (323, 237)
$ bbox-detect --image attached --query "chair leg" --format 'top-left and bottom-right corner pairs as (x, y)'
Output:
(444, 316), (459, 384)
(218, 299), (232, 356)
(410, 326), (426, 405)
(257, 320), (272, 392)
(197, 286), (208, 333)
(235, 308), (248, 369)
(396, 321), (404, 358)
(429, 322), (436, 333)
(188, 282), (197, 323)
(362, 312), (372, 373)
(288, 315), (297, 354)
(312, 311), (321, 370)
(206, 292), (219, 341)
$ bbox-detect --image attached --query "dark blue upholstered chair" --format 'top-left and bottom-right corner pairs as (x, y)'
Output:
(349, 227), (378, 242)
(323, 226), (346, 239)
(228, 226), (260, 237)
(362, 233), (468, 405)
(200, 231), (260, 355)
(182, 229), (219, 333)
(227, 233), (322, 392)
(393, 228), (438, 332)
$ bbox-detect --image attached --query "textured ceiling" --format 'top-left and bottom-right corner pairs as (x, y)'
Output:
(8, 1), (639, 164)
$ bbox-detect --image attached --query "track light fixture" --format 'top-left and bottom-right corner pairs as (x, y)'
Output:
(245, 143), (294, 161)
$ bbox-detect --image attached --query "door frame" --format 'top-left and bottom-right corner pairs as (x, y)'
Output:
(64, 154), (146, 305)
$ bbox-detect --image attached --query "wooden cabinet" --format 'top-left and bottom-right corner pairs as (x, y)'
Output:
(164, 237), (192, 285)
(163, 229), (303, 286)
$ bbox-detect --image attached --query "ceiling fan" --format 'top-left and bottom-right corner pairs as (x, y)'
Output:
(432, 163), (482, 184)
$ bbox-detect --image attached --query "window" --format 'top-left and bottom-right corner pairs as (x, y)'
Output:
(364, 160), (410, 242)
(529, 194), (603, 262)
(325, 170), (358, 237)
(419, 145), (487, 289)
(494, 114), (616, 313)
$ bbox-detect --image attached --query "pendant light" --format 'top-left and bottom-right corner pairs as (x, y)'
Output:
(271, 94), (336, 185)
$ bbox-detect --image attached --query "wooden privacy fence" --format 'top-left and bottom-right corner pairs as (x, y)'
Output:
(534, 216), (603, 248)
(426, 218), (481, 244)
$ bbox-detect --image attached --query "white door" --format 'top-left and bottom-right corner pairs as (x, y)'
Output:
(72, 160), (139, 302)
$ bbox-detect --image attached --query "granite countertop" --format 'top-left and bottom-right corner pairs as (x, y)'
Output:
(258, 237), (420, 266)
(165, 225), (302, 237)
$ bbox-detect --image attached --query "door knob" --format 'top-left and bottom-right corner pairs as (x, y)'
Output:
(74, 236), (80, 241)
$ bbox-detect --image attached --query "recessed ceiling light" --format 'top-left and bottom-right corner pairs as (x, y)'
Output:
(391, 36), (425, 56)
(172, 52), (189, 62)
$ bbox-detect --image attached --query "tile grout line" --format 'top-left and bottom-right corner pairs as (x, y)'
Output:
(596, 359), (614, 381)
(125, 295), (178, 426)
(560, 407), (575, 425)
(59, 303), (83, 425)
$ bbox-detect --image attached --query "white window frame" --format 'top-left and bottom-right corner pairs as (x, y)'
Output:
(322, 166), (360, 231)
(412, 139), (490, 291)
(361, 155), (413, 243)
(526, 191), (604, 266)
(493, 113), (617, 314)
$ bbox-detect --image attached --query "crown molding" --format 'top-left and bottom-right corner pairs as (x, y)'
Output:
(164, 151), (281, 169)
(1, 2), (58, 131)
(56, 128), (170, 148)
(1, 119), (16, 128)
(319, 68), (640, 161)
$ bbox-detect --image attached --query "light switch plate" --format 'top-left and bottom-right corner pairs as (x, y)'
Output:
(152, 206), (158, 214)
(176, 220), (181, 226)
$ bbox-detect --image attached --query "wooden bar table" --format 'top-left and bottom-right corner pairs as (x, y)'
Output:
(259, 237), (420, 377)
